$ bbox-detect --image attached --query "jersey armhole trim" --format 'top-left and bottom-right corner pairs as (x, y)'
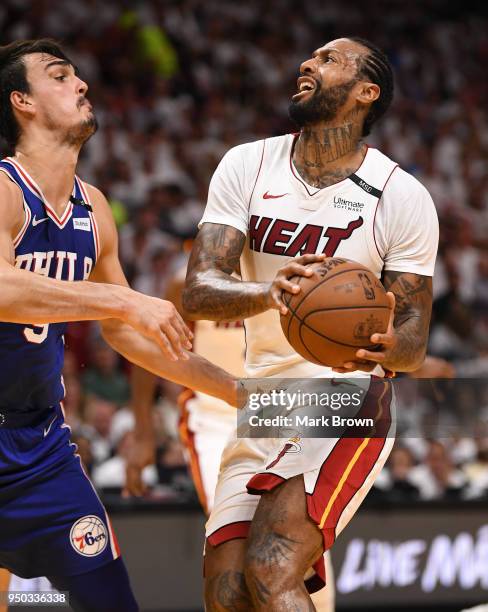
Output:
(247, 140), (266, 210)
(77, 179), (100, 262)
(373, 164), (399, 261)
(0, 167), (32, 248)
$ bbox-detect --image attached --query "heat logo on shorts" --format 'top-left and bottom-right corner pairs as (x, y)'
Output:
(266, 437), (302, 469)
(70, 515), (108, 557)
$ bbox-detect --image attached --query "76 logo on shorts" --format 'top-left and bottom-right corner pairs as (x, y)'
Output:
(70, 515), (108, 557)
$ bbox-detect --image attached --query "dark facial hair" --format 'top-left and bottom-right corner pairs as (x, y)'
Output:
(289, 77), (358, 127)
(65, 114), (98, 147)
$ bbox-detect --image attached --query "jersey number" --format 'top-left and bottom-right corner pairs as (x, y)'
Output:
(24, 324), (49, 344)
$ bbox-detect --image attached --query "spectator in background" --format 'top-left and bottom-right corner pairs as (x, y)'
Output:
(463, 433), (488, 498)
(133, 248), (175, 298)
(156, 437), (190, 491)
(409, 440), (469, 500)
(79, 397), (117, 465)
(93, 431), (158, 491)
(82, 339), (130, 406)
(374, 446), (420, 502)
(119, 202), (179, 284)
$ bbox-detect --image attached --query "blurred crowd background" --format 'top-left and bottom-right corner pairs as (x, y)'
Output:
(1, 0), (487, 505)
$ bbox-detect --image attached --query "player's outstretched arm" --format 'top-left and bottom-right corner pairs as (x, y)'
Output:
(0, 176), (190, 361)
(334, 270), (433, 373)
(183, 222), (325, 321)
(86, 186), (240, 407)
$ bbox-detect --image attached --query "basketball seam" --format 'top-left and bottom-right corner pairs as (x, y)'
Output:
(288, 304), (383, 349)
(302, 305), (390, 313)
(297, 320), (330, 364)
(286, 266), (371, 319)
(285, 274), (305, 338)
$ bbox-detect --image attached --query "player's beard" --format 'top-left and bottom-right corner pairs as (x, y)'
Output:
(288, 78), (358, 127)
(64, 114), (98, 147)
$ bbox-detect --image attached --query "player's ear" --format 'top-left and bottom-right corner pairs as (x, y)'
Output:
(10, 91), (35, 117)
(356, 82), (380, 105)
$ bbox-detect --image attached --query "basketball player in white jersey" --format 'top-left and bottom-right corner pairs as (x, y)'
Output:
(183, 37), (438, 610)
(127, 270), (336, 611)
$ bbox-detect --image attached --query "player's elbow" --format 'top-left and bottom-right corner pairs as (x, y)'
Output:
(181, 284), (203, 320)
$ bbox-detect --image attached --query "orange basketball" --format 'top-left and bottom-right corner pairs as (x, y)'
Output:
(280, 258), (390, 367)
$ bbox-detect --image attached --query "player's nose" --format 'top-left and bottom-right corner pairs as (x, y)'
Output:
(76, 76), (88, 96)
(299, 56), (316, 75)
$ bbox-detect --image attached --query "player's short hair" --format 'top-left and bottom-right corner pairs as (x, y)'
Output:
(0, 39), (72, 149)
(348, 37), (394, 137)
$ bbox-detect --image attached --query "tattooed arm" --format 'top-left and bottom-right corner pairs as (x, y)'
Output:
(335, 271), (433, 373)
(378, 271), (433, 371)
(183, 222), (325, 321)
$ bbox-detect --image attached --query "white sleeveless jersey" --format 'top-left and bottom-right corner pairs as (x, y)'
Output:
(200, 133), (438, 377)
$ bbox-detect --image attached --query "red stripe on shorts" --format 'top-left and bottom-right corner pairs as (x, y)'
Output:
(207, 520), (252, 547)
(307, 380), (392, 550)
(178, 389), (209, 515)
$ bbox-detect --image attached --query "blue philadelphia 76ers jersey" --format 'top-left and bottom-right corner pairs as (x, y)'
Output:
(0, 157), (100, 413)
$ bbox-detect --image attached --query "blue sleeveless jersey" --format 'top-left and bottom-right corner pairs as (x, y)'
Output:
(0, 157), (99, 414)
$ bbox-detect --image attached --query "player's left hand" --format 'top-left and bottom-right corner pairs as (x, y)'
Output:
(333, 292), (397, 374)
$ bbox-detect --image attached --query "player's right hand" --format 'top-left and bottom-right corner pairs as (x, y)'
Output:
(125, 294), (193, 361)
(124, 429), (157, 498)
(267, 253), (326, 315)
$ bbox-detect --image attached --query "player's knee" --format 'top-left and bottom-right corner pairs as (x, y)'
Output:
(244, 529), (299, 590)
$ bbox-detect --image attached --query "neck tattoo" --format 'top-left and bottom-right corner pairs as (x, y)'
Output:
(293, 123), (363, 189)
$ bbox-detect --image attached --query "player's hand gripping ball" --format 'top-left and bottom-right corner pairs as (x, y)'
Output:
(280, 258), (391, 368)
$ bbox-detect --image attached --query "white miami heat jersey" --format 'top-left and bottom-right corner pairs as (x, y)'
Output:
(200, 133), (438, 377)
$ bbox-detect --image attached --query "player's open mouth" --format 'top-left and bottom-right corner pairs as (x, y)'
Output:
(292, 76), (316, 101)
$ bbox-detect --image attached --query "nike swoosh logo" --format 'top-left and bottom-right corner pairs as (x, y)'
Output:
(32, 215), (49, 227)
(43, 416), (57, 437)
(263, 191), (289, 199)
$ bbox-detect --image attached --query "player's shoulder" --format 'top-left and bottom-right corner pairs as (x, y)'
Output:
(80, 181), (112, 218)
(81, 181), (107, 205)
(0, 169), (24, 227)
(79, 181), (115, 240)
(0, 169), (23, 201)
(370, 149), (433, 203)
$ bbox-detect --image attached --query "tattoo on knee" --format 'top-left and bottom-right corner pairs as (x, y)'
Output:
(206, 571), (252, 611)
(247, 531), (299, 568)
(246, 575), (271, 605)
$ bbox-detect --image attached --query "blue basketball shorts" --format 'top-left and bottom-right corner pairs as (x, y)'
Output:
(0, 405), (120, 578)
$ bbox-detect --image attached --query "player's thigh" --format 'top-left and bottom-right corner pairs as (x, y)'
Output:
(204, 539), (251, 610)
(246, 475), (323, 577)
(48, 557), (138, 612)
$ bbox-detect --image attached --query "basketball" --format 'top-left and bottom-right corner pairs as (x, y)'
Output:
(280, 258), (391, 367)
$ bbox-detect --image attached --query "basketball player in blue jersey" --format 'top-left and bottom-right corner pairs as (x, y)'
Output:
(0, 39), (240, 612)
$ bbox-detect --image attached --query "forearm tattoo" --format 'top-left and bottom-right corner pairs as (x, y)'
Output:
(382, 270), (433, 372)
(183, 223), (270, 321)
